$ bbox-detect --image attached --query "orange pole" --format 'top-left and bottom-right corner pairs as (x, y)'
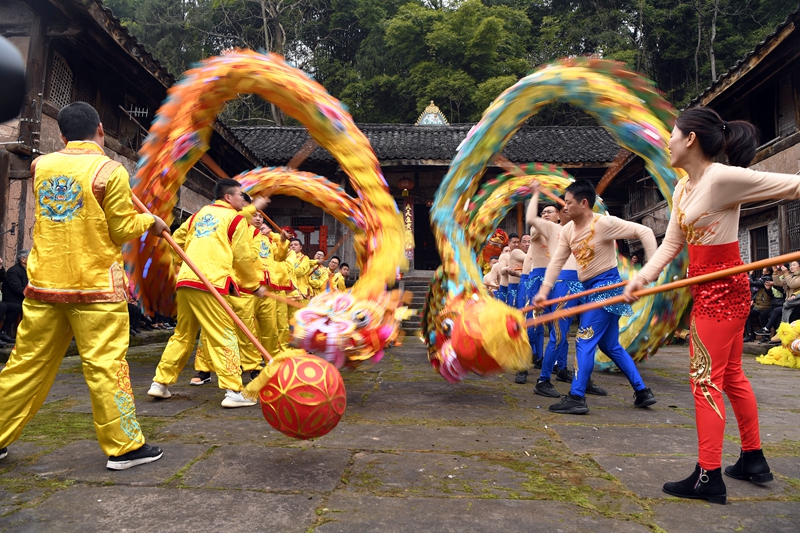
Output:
(520, 280), (628, 313)
(132, 195), (273, 362)
(264, 290), (304, 309)
(525, 250), (800, 328)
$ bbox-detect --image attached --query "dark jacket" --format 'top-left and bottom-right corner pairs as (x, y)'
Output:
(3, 262), (28, 305)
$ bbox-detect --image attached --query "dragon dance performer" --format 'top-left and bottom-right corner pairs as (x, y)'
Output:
(517, 210), (551, 382)
(270, 227), (297, 352)
(0, 102), (168, 469)
(248, 217), (289, 356)
(625, 107), (800, 504)
(527, 198), (606, 399)
(309, 251), (329, 297)
(192, 197), (288, 384)
(495, 247), (511, 302)
(287, 237), (312, 321)
(533, 180), (658, 415)
(327, 256), (346, 292)
(148, 179), (268, 408)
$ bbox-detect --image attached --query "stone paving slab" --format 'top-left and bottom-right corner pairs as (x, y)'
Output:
(553, 425), (740, 456)
(62, 395), (201, 417)
(592, 455), (797, 500)
(22, 440), (208, 485)
(344, 450), (532, 498)
(156, 417), (286, 445)
(316, 493), (652, 533)
(652, 500), (800, 532)
(0, 486), (318, 533)
(344, 401), (536, 424)
(364, 388), (509, 408)
(769, 457), (800, 479)
(319, 423), (552, 453)
(180, 445), (351, 492)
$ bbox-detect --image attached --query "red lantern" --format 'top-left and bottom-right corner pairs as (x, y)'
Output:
(397, 177), (414, 197)
(260, 354), (347, 439)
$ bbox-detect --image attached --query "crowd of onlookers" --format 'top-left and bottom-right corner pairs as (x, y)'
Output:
(745, 260), (800, 344)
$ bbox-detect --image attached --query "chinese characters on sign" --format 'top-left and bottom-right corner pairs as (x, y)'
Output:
(403, 199), (414, 261)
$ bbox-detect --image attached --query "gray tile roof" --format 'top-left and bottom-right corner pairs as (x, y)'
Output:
(231, 124), (620, 166)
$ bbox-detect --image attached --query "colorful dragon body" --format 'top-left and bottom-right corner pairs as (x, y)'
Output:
(429, 58), (690, 380)
(424, 164), (574, 382)
(235, 166), (407, 368)
(127, 50), (405, 318)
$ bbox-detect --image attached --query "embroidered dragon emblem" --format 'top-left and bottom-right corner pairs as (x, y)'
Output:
(38, 175), (84, 222)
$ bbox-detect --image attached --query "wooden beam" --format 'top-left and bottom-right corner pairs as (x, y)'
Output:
(596, 149), (634, 195)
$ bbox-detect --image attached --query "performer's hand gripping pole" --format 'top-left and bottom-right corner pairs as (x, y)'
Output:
(132, 195), (274, 363)
(526, 250), (800, 328)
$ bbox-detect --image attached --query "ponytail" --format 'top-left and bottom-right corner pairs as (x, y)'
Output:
(724, 120), (759, 168)
(676, 107), (760, 168)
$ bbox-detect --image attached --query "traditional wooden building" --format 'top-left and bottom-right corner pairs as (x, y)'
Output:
(234, 102), (622, 271)
(688, 5), (800, 263)
(609, 6), (800, 263)
(0, 0), (258, 264)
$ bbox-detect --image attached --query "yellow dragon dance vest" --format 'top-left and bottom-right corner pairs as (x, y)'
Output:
(25, 143), (130, 303)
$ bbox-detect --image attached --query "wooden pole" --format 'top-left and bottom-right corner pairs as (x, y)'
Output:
(519, 280), (628, 313)
(132, 194), (273, 362)
(525, 250), (800, 328)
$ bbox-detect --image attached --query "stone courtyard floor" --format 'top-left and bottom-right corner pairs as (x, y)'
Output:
(0, 338), (798, 532)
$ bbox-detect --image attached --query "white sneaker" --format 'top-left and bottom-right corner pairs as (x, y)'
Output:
(221, 390), (257, 408)
(147, 382), (171, 399)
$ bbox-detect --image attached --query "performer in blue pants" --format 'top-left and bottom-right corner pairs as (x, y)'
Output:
(533, 180), (658, 414)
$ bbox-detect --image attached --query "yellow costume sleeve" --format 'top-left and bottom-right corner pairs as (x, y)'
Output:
(171, 218), (190, 268)
(103, 166), (155, 245)
(240, 204), (257, 223)
(231, 218), (262, 291)
(308, 262), (329, 293)
(272, 233), (289, 262)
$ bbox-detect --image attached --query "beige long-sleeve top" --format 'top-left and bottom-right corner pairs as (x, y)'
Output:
(779, 271), (800, 296)
(543, 214), (657, 287)
(637, 163), (800, 283)
(528, 218), (579, 272)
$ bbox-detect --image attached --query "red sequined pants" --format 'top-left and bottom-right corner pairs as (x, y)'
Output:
(688, 242), (761, 470)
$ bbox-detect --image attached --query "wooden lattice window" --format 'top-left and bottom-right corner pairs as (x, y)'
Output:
(788, 200), (800, 252)
(750, 226), (769, 262)
(74, 75), (97, 107)
(48, 52), (73, 108)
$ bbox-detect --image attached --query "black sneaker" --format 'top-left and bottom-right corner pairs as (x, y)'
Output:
(549, 393), (589, 414)
(250, 369), (261, 381)
(556, 367), (574, 383)
(533, 358), (543, 369)
(742, 336), (755, 343)
(190, 371), (212, 386)
(754, 328), (770, 336)
(514, 370), (528, 384)
(633, 387), (657, 408)
(106, 443), (163, 470)
(0, 447), (7, 460)
(586, 380), (608, 396)
(534, 380), (560, 398)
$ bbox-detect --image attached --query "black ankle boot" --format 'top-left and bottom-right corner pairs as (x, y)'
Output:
(725, 449), (773, 484)
(663, 463), (727, 504)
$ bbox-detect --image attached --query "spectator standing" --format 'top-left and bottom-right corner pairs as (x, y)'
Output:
(1, 250), (29, 342)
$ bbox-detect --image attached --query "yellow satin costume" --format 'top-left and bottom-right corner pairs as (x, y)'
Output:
(153, 200), (262, 392)
(0, 141), (155, 457)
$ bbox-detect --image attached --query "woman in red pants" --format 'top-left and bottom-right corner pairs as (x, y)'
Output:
(625, 106), (800, 504)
